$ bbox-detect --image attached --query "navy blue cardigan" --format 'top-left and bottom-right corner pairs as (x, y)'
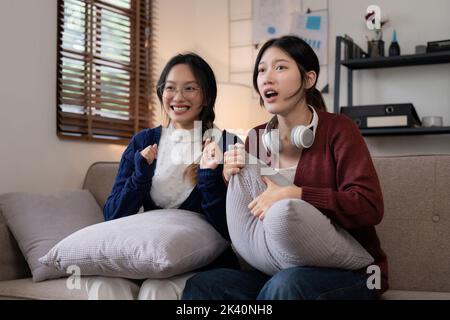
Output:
(104, 125), (240, 242)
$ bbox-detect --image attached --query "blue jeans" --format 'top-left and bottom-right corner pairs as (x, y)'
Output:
(182, 267), (378, 300)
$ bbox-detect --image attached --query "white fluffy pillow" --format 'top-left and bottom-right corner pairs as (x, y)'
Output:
(226, 156), (374, 275)
(39, 209), (229, 279)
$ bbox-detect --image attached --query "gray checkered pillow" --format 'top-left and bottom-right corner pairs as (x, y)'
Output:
(226, 155), (374, 275)
(0, 190), (104, 282)
(39, 209), (228, 279)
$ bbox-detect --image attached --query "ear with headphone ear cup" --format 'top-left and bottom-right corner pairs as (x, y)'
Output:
(263, 107), (317, 153)
(291, 125), (314, 149)
(291, 105), (318, 149)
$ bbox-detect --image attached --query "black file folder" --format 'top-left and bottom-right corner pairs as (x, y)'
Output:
(340, 103), (422, 129)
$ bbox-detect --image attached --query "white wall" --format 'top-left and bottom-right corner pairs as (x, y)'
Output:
(151, 0), (196, 125)
(0, 0), (125, 194)
(1, 0), (449, 194)
(193, 0), (271, 134)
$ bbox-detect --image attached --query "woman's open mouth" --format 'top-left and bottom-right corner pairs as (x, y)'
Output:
(264, 89), (279, 103)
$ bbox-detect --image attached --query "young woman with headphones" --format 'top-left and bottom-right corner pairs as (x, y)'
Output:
(182, 35), (388, 300)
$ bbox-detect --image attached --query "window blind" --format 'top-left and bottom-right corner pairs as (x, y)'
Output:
(57, 0), (154, 144)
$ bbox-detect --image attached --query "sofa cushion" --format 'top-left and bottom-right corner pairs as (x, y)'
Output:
(381, 289), (450, 300)
(0, 222), (31, 281)
(0, 277), (89, 300)
(39, 209), (229, 279)
(82, 162), (119, 208)
(0, 190), (104, 282)
(373, 156), (450, 292)
(226, 156), (374, 276)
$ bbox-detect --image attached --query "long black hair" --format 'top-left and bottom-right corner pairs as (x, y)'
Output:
(252, 35), (326, 111)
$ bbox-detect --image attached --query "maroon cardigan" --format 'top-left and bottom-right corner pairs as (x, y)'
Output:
(245, 110), (388, 294)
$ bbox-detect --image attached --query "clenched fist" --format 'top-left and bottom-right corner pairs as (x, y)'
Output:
(140, 144), (158, 165)
(200, 138), (222, 170)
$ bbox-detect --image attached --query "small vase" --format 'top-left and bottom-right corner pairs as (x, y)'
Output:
(368, 40), (385, 58)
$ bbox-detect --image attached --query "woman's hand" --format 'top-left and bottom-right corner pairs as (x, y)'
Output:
(200, 138), (222, 170)
(223, 143), (246, 182)
(140, 144), (158, 165)
(248, 176), (302, 220)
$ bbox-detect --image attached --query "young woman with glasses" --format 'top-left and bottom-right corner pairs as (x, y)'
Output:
(91, 53), (240, 300)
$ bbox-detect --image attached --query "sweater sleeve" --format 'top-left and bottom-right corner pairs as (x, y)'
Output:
(301, 117), (384, 229)
(103, 132), (157, 220)
(197, 165), (230, 240)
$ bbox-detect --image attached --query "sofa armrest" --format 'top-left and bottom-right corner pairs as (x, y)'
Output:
(0, 221), (31, 281)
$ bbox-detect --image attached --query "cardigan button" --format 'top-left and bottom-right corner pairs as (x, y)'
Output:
(432, 215), (440, 223)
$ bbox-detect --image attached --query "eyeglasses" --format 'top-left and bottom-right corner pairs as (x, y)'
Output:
(161, 83), (201, 99)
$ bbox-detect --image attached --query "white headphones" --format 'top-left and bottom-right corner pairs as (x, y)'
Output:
(262, 105), (318, 154)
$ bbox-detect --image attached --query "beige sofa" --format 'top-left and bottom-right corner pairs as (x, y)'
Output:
(0, 155), (449, 300)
